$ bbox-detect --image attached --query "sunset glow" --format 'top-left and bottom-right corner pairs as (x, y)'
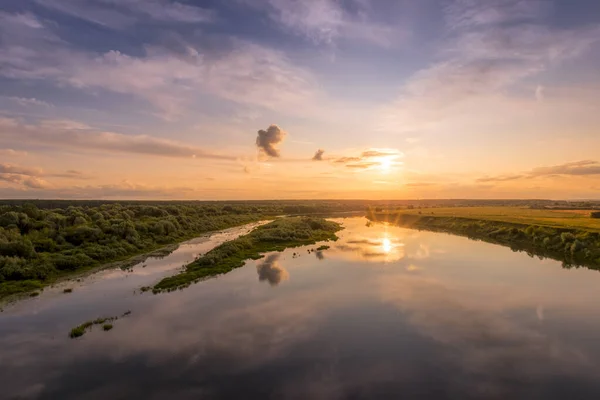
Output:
(0, 0), (598, 200)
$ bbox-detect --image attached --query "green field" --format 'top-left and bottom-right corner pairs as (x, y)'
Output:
(369, 207), (600, 269)
(371, 207), (600, 232)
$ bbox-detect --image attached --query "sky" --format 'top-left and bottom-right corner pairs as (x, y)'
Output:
(0, 0), (599, 200)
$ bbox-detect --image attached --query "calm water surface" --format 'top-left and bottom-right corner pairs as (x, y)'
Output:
(2, 217), (600, 399)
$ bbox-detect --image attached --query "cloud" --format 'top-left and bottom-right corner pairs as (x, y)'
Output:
(0, 180), (199, 199)
(443, 0), (549, 30)
(380, 0), (600, 133)
(256, 253), (289, 286)
(247, 0), (401, 47)
(334, 157), (361, 164)
(0, 149), (27, 157)
(0, 162), (91, 190)
(312, 149), (325, 161)
(0, 163), (43, 176)
(0, 173), (50, 189)
(333, 148), (403, 170)
(530, 160), (600, 177)
(476, 174), (525, 183)
(476, 161), (600, 183)
(0, 117), (236, 160)
(8, 97), (52, 107)
(256, 125), (286, 158)
(0, 13), (317, 118)
(34, 0), (215, 28)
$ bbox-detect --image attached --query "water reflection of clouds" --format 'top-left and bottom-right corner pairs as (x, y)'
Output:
(256, 253), (289, 286)
(377, 274), (595, 395)
(328, 218), (438, 265)
(338, 236), (406, 262)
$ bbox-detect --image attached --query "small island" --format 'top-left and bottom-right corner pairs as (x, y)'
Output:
(153, 217), (342, 293)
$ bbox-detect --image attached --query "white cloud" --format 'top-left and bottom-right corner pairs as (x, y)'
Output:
(247, 0), (401, 47)
(0, 13), (317, 119)
(379, 0), (600, 133)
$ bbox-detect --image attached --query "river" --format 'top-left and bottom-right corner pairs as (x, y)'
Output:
(2, 217), (600, 399)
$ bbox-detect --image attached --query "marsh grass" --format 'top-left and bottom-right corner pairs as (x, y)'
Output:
(69, 311), (131, 338)
(153, 217), (343, 293)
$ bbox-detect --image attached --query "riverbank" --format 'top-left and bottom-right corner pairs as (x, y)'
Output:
(368, 211), (600, 269)
(0, 214), (270, 301)
(153, 217), (343, 293)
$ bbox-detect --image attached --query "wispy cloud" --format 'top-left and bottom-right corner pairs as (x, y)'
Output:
(477, 160), (600, 183)
(8, 97), (52, 107)
(333, 148), (403, 170)
(0, 148), (28, 157)
(476, 174), (525, 183)
(0, 181), (198, 199)
(381, 0), (600, 133)
(246, 0), (402, 47)
(530, 160), (600, 177)
(0, 117), (237, 160)
(35, 0), (215, 28)
(0, 12), (317, 119)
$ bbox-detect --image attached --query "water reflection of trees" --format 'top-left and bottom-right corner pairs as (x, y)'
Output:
(256, 254), (289, 286)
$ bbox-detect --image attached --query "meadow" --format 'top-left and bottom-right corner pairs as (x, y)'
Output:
(370, 206), (600, 231)
(369, 207), (600, 268)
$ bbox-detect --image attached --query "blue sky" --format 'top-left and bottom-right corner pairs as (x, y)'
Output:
(0, 0), (599, 199)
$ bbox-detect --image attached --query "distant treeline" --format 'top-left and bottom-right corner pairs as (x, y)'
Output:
(370, 213), (600, 269)
(3, 198), (599, 211)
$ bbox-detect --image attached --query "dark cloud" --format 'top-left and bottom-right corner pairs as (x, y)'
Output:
(256, 124), (286, 158)
(256, 253), (289, 286)
(312, 149), (325, 161)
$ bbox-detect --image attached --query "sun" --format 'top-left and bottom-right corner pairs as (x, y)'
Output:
(378, 157), (393, 172)
(382, 237), (392, 253)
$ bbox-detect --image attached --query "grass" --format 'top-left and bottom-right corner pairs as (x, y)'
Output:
(369, 208), (600, 269)
(69, 311), (131, 338)
(374, 207), (600, 232)
(153, 217), (343, 293)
